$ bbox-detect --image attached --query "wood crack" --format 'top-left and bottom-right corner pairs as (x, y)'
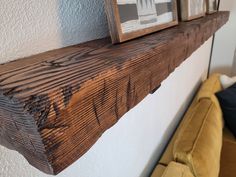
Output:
(126, 75), (131, 111)
(62, 85), (73, 107)
(92, 99), (101, 126)
(114, 89), (119, 121)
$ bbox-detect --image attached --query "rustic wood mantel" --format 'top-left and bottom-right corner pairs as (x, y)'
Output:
(0, 12), (229, 175)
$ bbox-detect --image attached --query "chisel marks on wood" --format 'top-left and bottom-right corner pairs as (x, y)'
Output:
(62, 85), (73, 107)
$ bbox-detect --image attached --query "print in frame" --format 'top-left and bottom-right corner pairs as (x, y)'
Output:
(206, 0), (219, 14)
(179, 0), (205, 21)
(104, 0), (178, 44)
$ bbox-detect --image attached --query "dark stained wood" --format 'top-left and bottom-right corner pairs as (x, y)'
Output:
(0, 12), (229, 175)
(150, 85), (162, 94)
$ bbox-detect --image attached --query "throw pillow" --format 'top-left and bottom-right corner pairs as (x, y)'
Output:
(220, 75), (236, 89)
(216, 83), (236, 137)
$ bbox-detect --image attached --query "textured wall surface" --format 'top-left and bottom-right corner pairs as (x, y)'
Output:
(210, 0), (236, 75)
(0, 0), (108, 63)
(0, 1), (212, 177)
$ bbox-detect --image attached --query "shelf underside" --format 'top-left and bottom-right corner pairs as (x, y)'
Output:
(0, 12), (229, 175)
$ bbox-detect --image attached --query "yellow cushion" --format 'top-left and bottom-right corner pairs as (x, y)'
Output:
(159, 99), (202, 165)
(195, 73), (222, 110)
(196, 73), (222, 100)
(161, 162), (194, 177)
(160, 74), (222, 166)
(151, 164), (166, 177)
(173, 99), (223, 177)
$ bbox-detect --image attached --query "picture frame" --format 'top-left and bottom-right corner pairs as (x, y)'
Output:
(206, 0), (218, 14)
(104, 0), (178, 44)
(179, 0), (205, 21)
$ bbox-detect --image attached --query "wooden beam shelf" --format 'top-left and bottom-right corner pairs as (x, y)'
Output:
(0, 12), (229, 175)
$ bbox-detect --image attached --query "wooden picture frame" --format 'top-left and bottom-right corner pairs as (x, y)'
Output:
(104, 0), (178, 44)
(179, 0), (205, 21)
(206, 0), (218, 14)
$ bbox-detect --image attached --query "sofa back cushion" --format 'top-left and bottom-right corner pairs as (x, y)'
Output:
(160, 162), (194, 177)
(173, 99), (223, 177)
(195, 74), (222, 110)
(196, 74), (222, 101)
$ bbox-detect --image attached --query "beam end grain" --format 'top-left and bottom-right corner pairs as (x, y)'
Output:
(0, 12), (230, 175)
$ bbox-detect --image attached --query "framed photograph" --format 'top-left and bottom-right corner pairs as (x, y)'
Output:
(179, 0), (205, 21)
(206, 0), (218, 14)
(104, 0), (178, 44)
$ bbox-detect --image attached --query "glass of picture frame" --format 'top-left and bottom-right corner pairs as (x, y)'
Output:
(104, 0), (178, 44)
(179, 0), (205, 21)
(206, 0), (219, 14)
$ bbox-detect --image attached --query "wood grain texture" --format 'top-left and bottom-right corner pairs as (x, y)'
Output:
(0, 12), (229, 175)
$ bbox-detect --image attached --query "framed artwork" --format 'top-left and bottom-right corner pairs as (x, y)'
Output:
(206, 0), (218, 14)
(104, 0), (178, 44)
(179, 0), (205, 21)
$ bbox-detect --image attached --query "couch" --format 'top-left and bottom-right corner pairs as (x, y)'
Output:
(150, 74), (236, 177)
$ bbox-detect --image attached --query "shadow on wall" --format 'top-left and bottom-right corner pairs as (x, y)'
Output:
(139, 78), (203, 177)
(211, 66), (234, 76)
(57, 0), (109, 47)
(232, 47), (236, 75)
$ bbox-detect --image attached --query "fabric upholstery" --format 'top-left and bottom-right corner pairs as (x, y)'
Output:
(196, 74), (222, 111)
(159, 100), (201, 165)
(161, 162), (194, 177)
(152, 74), (236, 177)
(173, 99), (223, 177)
(196, 73), (222, 101)
(160, 74), (223, 166)
(151, 164), (166, 177)
(219, 128), (236, 177)
(223, 126), (236, 141)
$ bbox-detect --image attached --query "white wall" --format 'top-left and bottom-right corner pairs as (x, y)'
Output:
(0, 1), (213, 177)
(0, 0), (108, 63)
(210, 0), (236, 75)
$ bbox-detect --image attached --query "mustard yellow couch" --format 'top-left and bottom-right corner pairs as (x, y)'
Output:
(150, 74), (236, 177)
